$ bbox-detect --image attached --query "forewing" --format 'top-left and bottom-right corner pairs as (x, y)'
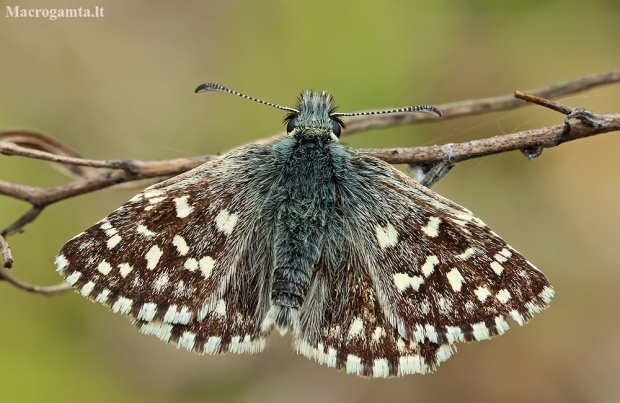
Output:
(341, 153), (554, 345)
(56, 144), (277, 352)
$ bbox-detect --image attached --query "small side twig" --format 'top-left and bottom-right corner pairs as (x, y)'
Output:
(514, 90), (575, 115)
(0, 232), (71, 296)
(0, 265), (71, 296)
(514, 90), (613, 159)
(1, 234), (13, 268)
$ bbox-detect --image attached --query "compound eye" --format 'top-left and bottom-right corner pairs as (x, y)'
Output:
(331, 119), (341, 138)
(286, 117), (298, 134)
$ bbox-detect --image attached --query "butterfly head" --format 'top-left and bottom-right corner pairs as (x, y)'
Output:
(284, 90), (345, 143)
(195, 83), (443, 145)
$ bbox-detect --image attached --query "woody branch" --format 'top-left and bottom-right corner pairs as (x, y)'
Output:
(1, 70), (619, 296)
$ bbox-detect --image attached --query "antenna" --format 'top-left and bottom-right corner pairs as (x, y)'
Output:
(195, 83), (442, 118)
(195, 83), (299, 113)
(332, 105), (442, 118)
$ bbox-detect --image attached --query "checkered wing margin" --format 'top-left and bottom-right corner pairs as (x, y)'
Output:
(56, 144), (276, 354)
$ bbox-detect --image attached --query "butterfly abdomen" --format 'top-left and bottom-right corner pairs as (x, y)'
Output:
(263, 139), (338, 333)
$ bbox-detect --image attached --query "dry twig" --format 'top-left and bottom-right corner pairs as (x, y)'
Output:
(1, 70), (619, 296)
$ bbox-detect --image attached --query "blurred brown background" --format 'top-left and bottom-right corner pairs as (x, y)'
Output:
(1, 1), (620, 402)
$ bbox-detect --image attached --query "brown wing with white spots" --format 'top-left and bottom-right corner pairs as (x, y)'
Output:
(56, 144), (277, 353)
(295, 257), (455, 378)
(341, 154), (553, 347)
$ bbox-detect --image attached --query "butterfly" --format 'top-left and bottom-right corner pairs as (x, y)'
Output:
(56, 83), (553, 378)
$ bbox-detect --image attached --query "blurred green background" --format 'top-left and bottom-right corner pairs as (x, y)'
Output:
(1, 1), (620, 402)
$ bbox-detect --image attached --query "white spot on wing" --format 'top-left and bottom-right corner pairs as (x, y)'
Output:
(474, 286), (491, 302)
(346, 354), (362, 375)
(393, 273), (424, 292)
(112, 297), (133, 314)
(472, 321), (490, 340)
(214, 299), (226, 317)
(204, 336), (222, 354)
(138, 302), (158, 321)
(499, 248), (512, 258)
(174, 280), (186, 296)
(163, 305), (192, 324)
(184, 258), (198, 272)
(398, 355), (424, 376)
(230, 335), (255, 353)
(153, 273), (170, 292)
(456, 247), (476, 260)
(118, 263), (133, 277)
(215, 209), (238, 235)
(445, 326), (463, 344)
(436, 344), (455, 363)
(421, 216), (441, 238)
(425, 324), (440, 343)
(107, 234), (122, 249)
(144, 189), (165, 199)
(66, 271), (81, 285)
(491, 261), (504, 275)
(446, 268), (464, 292)
(539, 286), (555, 303)
(326, 347), (337, 367)
(97, 260), (113, 275)
(421, 255), (439, 277)
(495, 316), (510, 334)
(80, 281), (95, 297)
(173, 235), (189, 256)
(174, 195), (194, 218)
(496, 289), (511, 303)
(199, 256), (215, 278)
(95, 289), (110, 303)
(436, 297), (452, 315)
(178, 331), (196, 351)
(145, 245), (163, 270)
(510, 309), (525, 326)
(55, 254), (68, 272)
(494, 254), (507, 263)
(347, 317), (364, 339)
(372, 327), (386, 343)
(148, 196), (166, 205)
(140, 321), (173, 342)
(373, 358), (390, 378)
(375, 223), (398, 250)
(136, 224), (155, 237)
